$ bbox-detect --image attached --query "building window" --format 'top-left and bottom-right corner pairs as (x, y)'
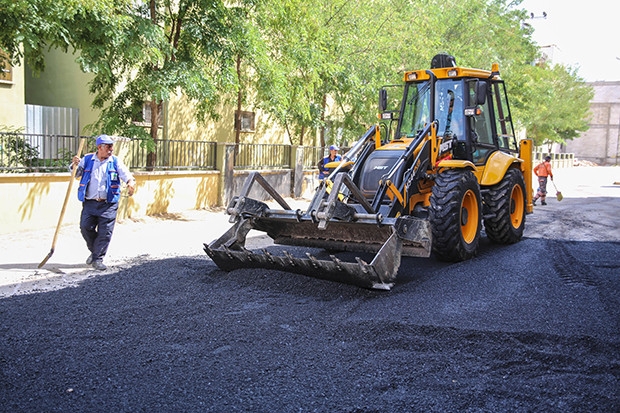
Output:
(142, 102), (157, 125)
(235, 111), (255, 132)
(0, 50), (13, 83)
(132, 101), (163, 127)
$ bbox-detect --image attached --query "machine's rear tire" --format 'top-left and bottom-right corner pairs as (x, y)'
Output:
(430, 169), (482, 262)
(483, 168), (526, 244)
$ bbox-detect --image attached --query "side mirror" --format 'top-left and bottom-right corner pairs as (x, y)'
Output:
(476, 81), (487, 105)
(378, 89), (388, 112)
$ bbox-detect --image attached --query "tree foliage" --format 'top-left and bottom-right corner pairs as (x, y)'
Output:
(247, 0), (591, 147)
(1, 0), (252, 154)
(0, 0), (106, 72)
(509, 61), (593, 147)
(0, 0), (593, 149)
(75, 0), (253, 152)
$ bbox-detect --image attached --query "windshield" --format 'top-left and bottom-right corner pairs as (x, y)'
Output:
(399, 79), (465, 140)
(399, 82), (431, 138)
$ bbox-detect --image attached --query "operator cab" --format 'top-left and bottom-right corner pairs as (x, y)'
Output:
(382, 54), (519, 166)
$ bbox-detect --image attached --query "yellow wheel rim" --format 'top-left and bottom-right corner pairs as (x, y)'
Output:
(460, 189), (479, 244)
(509, 184), (525, 229)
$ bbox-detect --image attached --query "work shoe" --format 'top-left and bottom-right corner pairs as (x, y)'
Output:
(92, 260), (107, 271)
(532, 200), (537, 206)
(541, 201), (547, 206)
(86, 254), (94, 265)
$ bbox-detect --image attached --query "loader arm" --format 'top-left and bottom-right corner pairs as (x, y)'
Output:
(371, 121), (438, 216)
(204, 124), (433, 290)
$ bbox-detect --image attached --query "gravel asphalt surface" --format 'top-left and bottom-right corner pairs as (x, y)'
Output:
(1, 166), (619, 412)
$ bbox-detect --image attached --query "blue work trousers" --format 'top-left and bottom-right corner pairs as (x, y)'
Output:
(80, 200), (119, 261)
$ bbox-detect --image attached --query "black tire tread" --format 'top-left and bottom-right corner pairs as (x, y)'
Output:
(430, 169), (481, 262)
(483, 168), (526, 244)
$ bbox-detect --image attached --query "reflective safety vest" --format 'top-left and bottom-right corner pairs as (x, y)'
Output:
(533, 161), (552, 178)
(77, 154), (121, 203)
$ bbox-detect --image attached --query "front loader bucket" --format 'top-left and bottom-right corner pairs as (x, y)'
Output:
(204, 172), (431, 290)
(205, 219), (405, 290)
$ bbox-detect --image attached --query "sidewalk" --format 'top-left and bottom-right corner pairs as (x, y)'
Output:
(0, 208), (233, 297)
(0, 196), (312, 298)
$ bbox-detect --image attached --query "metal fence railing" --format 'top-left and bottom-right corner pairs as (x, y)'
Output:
(124, 139), (218, 171)
(302, 146), (324, 169)
(0, 132), (82, 172)
(0, 133), (219, 172)
(234, 143), (292, 170)
(0, 133), (327, 173)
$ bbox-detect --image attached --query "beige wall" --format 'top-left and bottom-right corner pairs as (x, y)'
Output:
(25, 48), (100, 135)
(0, 166), (320, 235)
(0, 58), (25, 129)
(166, 92), (290, 144)
(166, 93), (231, 142)
(0, 171), (221, 235)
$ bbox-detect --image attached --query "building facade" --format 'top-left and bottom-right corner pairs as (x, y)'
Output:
(1, 47), (297, 147)
(564, 81), (620, 165)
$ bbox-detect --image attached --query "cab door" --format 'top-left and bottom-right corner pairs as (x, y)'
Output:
(467, 80), (495, 165)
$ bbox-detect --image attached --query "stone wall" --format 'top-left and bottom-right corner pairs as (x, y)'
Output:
(564, 81), (620, 165)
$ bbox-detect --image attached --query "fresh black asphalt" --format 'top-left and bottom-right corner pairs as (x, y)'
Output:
(1, 235), (619, 412)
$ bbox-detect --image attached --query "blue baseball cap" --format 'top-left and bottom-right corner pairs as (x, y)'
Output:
(96, 134), (114, 146)
(329, 145), (339, 151)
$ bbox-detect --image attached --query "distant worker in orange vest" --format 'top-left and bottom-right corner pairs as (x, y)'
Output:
(532, 155), (553, 206)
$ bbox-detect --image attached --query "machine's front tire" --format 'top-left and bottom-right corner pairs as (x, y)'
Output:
(483, 168), (526, 244)
(430, 169), (482, 262)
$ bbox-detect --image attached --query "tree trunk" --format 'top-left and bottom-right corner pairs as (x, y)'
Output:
(146, 0), (159, 171)
(300, 125), (305, 146)
(146, 100), (160, 171)
(235, 56), (242, 145)
(234, 55), (242, 161)
(320, 93), (327, 148)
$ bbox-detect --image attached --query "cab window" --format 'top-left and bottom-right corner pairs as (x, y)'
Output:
(491, 81), (517, 152)
(467, 80), (494, 164)
(434, 79), (465, 140)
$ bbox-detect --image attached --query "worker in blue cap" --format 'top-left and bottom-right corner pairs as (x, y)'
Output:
(71, 135), (136, 270)
(317, 144), (342, 179)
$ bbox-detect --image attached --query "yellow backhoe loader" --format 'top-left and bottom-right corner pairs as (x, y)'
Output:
(205, 54), (533, 290)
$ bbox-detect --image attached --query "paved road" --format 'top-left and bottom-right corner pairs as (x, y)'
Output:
(1, 166), (619, 412)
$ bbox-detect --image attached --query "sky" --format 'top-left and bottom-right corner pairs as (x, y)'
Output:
(518, 0), (620, 82)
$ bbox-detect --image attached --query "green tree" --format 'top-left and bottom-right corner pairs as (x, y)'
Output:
(1, 0), (593, 153)
(247, 0), (550, 147)
(76, 0), (253, 167)
(247, 0), (330, 145)
(1, 0), (253, 165)
(249, 0), (419, 145)
(511, 62), (593, 148)
(0, 0), (101, 72)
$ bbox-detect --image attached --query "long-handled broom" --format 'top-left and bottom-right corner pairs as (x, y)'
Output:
(38, 138), (86, 268)
(551, 180), (563, 201)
